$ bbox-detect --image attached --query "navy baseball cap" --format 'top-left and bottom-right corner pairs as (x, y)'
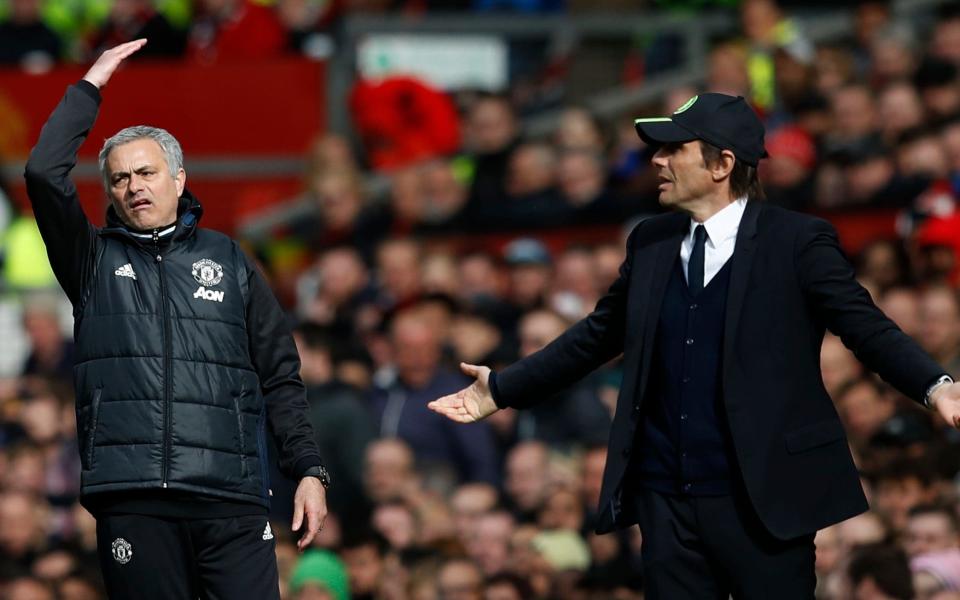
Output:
(634, 93), (769, 166)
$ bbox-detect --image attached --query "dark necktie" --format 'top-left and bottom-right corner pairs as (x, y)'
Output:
(689, 225), (706, 294)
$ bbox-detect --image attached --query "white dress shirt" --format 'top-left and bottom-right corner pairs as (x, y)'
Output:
(679, 197), (747, 287)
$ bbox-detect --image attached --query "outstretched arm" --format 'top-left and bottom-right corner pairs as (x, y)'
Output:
(24, 39), (146, 305)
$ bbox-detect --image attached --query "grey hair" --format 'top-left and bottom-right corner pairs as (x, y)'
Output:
(98, 126), (184, 189)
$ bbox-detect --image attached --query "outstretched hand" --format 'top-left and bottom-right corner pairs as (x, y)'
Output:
(83, 39), (147, 89)
(427, 363), (499, 423)
(931, 382), (960, 429)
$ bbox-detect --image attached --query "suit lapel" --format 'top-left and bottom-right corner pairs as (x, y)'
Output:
(639, 217), (687, 384)
(722, 200), (761, 367)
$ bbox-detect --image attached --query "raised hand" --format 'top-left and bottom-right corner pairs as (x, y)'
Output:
(427, 363), (499, 423)
(931, 381), (960, 429)
(82, 39), (147, 89)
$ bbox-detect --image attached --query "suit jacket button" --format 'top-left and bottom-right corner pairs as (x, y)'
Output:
(622, 446), (632, 458)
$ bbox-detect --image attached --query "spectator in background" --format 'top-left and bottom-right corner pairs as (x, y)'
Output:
(0, 491), (48, 569)
(461, 94), (521, 228)
(503, 238), (553, 314)
(554, 108), (605, 154)
(503, 441), (550, 523)
(451, 482), (499, 544)
(371, 309), (499, 487)
(5, 577), (55, 600)
(706, 41), (751, 99)
(858, 239), (911, 293)
(931, 5), (960, 67)
(294, 323), (376, 518)
(363, 438), (418, 505)
(836, 378), (897, 449)
(829, 83), (880, 147)
(832, 135), (924, 208)
(896, 126), (951, 180)
(905, 504), (960, 558)
(275, 0), (338, 57)
(510, 309), (610, 449)
(375, 239), (424, 310)
(466, 510), (515, 576)
(915, 58), (960, 120)
(870, 456), (940, 533)
(340, 529), (388, 600)
(869, 23), (919, 87)
(297, 247), (372, 335)
(503, 143), (563, 227)
(847, 544), (915, 600)
(879, 287), (922, 339)
(189, 0), (287, 63)
(20, 296), (72, 383)
(0, 0), (60, 68)
(85, 0), (186, 60)
(288, 550), (350, 600)
(436, 557), (484, 600)
(918, 286), (960, 377)
(761, 124), (816, 210)
(878, 81), (927, 145)
(815, 45), (857, 97)
(449, 308), (509, 368)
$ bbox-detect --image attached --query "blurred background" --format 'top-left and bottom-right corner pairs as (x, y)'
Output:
(3, 0), (960, 598)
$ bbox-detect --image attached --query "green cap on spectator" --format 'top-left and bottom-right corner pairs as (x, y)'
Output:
(290, 550), (351, 600)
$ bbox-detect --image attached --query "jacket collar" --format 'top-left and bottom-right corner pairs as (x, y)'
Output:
(103, 189), (203, 243)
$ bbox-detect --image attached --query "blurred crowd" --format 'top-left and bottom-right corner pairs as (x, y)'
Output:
(5, 0), (960, 599)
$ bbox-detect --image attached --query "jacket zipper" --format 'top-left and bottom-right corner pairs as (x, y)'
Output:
(155, 229), (173, 488)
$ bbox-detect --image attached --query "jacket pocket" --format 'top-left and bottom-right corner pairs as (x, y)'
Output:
(233, 396), (248, 478)
(784, 418), (846, 454)
(82, 389), (102, 470)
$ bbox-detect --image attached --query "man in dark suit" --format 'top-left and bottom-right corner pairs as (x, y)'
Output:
(429, 93), (960, 599)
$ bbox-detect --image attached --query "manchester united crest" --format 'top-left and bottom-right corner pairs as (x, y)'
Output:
(192, 259), (223, 287)
(112, 538), (133, 564)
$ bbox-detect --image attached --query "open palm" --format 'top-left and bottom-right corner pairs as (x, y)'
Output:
(427, 363), (499, 423)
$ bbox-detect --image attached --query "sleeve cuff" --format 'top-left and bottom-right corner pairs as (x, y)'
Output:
(75, 79), (102, 104)
(489, 370), (508, 409)
(293, 455), (324, 480)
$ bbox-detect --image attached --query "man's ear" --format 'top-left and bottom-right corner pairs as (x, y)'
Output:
(175, 168), (186, 197)
(711, 150), (736, 182)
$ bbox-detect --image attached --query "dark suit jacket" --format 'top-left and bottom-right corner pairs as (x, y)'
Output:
(493, 201), (944, 540)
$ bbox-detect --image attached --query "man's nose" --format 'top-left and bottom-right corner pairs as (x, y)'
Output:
(651, 147), (668, 167)
(127, 174), (144, 192)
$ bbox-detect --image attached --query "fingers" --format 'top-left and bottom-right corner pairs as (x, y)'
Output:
(297, 503), (327, 552)
(297, 514), (319, 550)
(292, 496), (304, 532)
(427, 392), (474, 423)
(460, 362), (481, 378)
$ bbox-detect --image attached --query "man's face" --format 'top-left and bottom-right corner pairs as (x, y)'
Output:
(341, 544), (383, 594)
(905, 513), (959, 557)
(651, 141), (716, 210)
(106, 139), (184, 231)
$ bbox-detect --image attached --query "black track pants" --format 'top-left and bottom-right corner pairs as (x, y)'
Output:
(96, 513), (281, 600)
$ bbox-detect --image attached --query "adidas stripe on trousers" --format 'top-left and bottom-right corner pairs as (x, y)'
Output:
(95, 513), (281, 600)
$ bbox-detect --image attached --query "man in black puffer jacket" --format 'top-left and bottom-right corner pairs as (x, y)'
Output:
(24, 40), (329, 599)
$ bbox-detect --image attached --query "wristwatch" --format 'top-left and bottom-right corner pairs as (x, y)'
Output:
(924, 374), (954, 409)
(302, 465), (331, 489)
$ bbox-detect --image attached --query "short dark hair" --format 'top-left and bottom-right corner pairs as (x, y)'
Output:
(847, 544), (914, 600)
(699, 141), (766, 201)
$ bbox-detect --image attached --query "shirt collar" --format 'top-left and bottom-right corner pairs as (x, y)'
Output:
(690, 197), (748, 247)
